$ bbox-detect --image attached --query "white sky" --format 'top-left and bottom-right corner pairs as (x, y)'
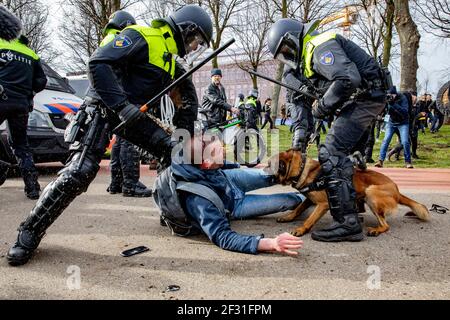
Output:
(43, 0), (450, 95)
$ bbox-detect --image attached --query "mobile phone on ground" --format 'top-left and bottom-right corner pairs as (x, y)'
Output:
(121, 246), (150, 257)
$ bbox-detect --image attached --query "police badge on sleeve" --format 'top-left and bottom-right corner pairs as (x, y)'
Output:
(113, 35), (132, 48)
(319, 51), (335, 65)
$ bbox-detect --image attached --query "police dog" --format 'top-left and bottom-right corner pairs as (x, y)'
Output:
(267, 149), (430, 237)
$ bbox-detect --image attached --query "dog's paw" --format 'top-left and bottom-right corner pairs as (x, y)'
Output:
(291, 227), (308, 237)
(367, 228), (381, 237)
(277, 212), (296, 223)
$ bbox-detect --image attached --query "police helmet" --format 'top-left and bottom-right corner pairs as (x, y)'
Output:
(154, 5), (213, 59)
(249, 89), (259, 98)
(267, 18), (320, 70)
(103, 11), (136, 36)
(0, 5), (22, 41)
(238, 93), (245, 100)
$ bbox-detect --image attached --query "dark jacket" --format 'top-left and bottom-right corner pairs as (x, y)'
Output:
(171, 160), (261, 254)
(387, 93), (409, 124)
(0, 38), (47, 111)
(88, 28), (197, 112)
(200, 83), (232, 127)
(309, 34), (384, 116)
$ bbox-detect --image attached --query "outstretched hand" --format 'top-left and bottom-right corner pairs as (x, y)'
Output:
(258, 232), (304, 256)
(273, 233), (304, 256)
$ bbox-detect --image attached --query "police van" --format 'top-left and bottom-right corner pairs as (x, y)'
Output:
(0, 62), (83, 164)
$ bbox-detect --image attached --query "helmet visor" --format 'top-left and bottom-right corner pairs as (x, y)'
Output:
(184, 38), (208, 65)
(275, 33), (299, 70)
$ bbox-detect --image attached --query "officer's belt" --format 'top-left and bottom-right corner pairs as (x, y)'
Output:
(353, 79), (385, 100)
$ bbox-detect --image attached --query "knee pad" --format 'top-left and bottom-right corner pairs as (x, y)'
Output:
(58, 154), (100, 194)
(318, 145), (340, 174)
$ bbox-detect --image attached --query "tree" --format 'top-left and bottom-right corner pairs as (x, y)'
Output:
(414, 0), (450, 38)
(381, 0), (394, 66)
(207, 0), (246, 68)
(394, 0), (420, 91)
(1, 0), (57, 62)
(58, 0), (138, 71)
(231, 1), (274, 90)
(351, 1), (385, 60)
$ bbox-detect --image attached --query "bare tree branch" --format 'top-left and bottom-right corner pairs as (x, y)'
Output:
(413, 0), (450, 38)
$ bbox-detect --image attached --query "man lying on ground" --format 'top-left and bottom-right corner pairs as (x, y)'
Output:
(154, 139), (304, 256)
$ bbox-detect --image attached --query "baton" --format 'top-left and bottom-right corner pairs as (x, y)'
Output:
(248, 70), (318, 100)
(114, 39), (236, 132)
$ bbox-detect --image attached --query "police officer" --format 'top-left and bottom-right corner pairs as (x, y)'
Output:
(240, 89), (259, 131)
(268, 19), (386, 242)
(0, 32), (47, 199)
(97, 11), (152, 197)
(7, 4), (213, 266)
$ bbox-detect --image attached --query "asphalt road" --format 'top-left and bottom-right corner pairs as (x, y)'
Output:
(0, 162), (449, 300)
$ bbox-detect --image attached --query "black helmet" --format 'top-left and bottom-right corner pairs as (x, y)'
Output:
(154, 4), (213, 58)
(267, 18), (320, 69)
(0, 5), (22, 41)
(248, 89), (259, 98)
(103, 10), (136, 36)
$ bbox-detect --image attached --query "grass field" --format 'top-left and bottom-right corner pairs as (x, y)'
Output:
(261, 123), (450, 168)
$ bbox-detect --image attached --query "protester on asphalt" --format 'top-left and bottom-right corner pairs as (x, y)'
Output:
(154, 138), (305, 256)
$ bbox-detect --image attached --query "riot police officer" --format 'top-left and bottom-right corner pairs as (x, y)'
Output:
(0, 32), (47, 199)
(94, 11), (152, 197)
(7, 4), (213, 266)
(268, 18), (386, 242)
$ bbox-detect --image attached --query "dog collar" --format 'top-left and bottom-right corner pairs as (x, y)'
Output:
(291, 153), (308, 188)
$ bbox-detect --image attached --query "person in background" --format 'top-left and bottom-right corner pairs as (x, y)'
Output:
(261, 98), (277, 130)
(375, 87), (413, 169)
(387, 90), (420, 160)
(280, 104), (288, 125)
(200, 68), (239, 129)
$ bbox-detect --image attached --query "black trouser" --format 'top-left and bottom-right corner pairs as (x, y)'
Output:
(17, 103), (173, 241)
(261, 113), (275, 129)
(290, 103), (314, 152)
(361, 119), (376, 160)
(0, 107), (38, 179)
(320, 99), (385, 221)
(110, 136), (141, 189)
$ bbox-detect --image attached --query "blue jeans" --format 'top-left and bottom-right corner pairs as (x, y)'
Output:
(223, 169), (304, 219)
(379, 121), (411, 163)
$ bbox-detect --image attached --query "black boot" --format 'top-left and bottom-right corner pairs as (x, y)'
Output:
(7, 154), (100, 266)
(107, 168), (123, 194)
(311, 213), (363, 242)
(22, 168), (40, 200)
(121, 143), (152, 198)
(7, 227), (43, 266)
(311, 171), (363, 242)
(123, 181), (152, 197)
(0, 160), (10, 186)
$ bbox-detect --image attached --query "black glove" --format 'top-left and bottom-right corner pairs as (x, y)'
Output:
(312, 99), (328, 119)
(117, 103), (145, 126)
